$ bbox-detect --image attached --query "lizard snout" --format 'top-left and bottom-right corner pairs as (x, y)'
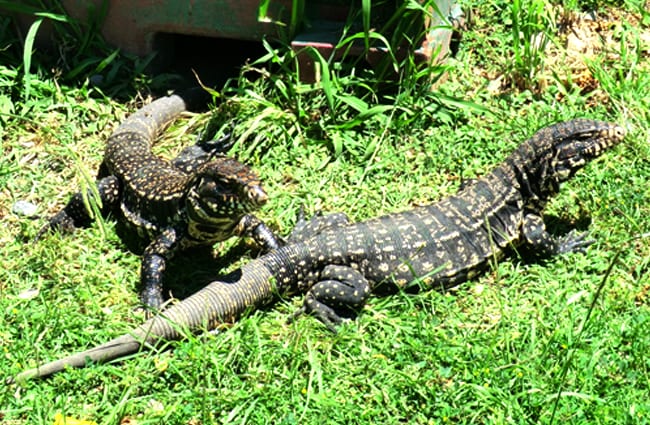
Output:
(248, 186), (268, 206)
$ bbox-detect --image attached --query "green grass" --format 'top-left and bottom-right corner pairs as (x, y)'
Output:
(1, 1), (649, 424)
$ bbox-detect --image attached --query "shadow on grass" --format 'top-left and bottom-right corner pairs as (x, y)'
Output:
(162, 242), (262, 300)
(113, 219), (267, 301)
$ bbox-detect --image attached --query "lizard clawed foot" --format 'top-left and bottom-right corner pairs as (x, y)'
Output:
(135, 295), (168, 319)
(288, 265), (369, 332)
(197, 129), (236, 157)
(137, 284), (165, 319)
(556, 230), (594, 254)
(288, 293), (343, 333)
(33, 210), (82, 242)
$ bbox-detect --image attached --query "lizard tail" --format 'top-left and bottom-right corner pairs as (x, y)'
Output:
(11, 334), (142, 382)
(11, 259), (276, 382)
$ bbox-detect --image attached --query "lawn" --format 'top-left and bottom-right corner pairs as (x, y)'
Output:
(1, 1), (649, 424)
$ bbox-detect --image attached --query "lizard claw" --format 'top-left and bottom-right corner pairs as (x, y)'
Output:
(199, 130), (236, 158)
(288, 294), (342, 333)
(138, 287), (165, 318)
(556, 230), (594, 254)
(287, 305), (306, 324)
(33, 211), (77, 243)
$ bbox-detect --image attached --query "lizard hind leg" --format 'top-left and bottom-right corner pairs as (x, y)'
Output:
(287, 209), (351, 243)
(289, 265), (370, 332)
(35, 175), (121, 241)
(171, 131), (235, 174)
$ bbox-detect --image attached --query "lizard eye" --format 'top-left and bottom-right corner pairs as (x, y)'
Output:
(198, 178), (234, 197)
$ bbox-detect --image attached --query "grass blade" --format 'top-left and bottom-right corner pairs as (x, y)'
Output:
(548, 232), (650, 423)
(361, 0), (371, 52)
(21, 18), (43, 103)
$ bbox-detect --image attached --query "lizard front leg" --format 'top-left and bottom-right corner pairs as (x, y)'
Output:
(522, 213), (594, 256)
(140, 227), (181, 310)
(237, 214), (284, 251)
(290, 265), (371, 332)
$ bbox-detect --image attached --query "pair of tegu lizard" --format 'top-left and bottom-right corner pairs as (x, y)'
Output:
(38, 91), (627, 332)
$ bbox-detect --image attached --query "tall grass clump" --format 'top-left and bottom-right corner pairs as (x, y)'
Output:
(209, 0), (482, 163)
(508, 0), (556, 90)
(0, 0), (167, 98)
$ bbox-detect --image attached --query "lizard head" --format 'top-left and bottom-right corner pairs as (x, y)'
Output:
(186, 157), (268, 224)
(521, 120), (626, 204)
(549, 120), (626, 183)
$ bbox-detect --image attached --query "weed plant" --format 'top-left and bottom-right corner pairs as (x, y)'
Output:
(508, 0), (556, 90)
(1, 1), (649, 424)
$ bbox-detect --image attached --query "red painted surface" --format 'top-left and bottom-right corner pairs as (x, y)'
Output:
(11, 1), (456, 82)
(62, 0), (292, 55)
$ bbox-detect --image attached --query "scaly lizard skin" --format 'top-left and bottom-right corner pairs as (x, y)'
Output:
(13, 119), (625, 382)
(36, 92), (282, 310)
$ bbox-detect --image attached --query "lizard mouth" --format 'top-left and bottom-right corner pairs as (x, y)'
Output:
(552, 123), (626, 182)
(194, 187), (267, 216)
(186, 194), (248, 230)
(246, 186), (268, 207)
(195, 175), (268, 208)
(556, 123), (626, 161)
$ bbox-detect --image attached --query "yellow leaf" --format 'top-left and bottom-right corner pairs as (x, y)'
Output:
(53, 412), (98, 425)
(154, 357), (168, 373)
